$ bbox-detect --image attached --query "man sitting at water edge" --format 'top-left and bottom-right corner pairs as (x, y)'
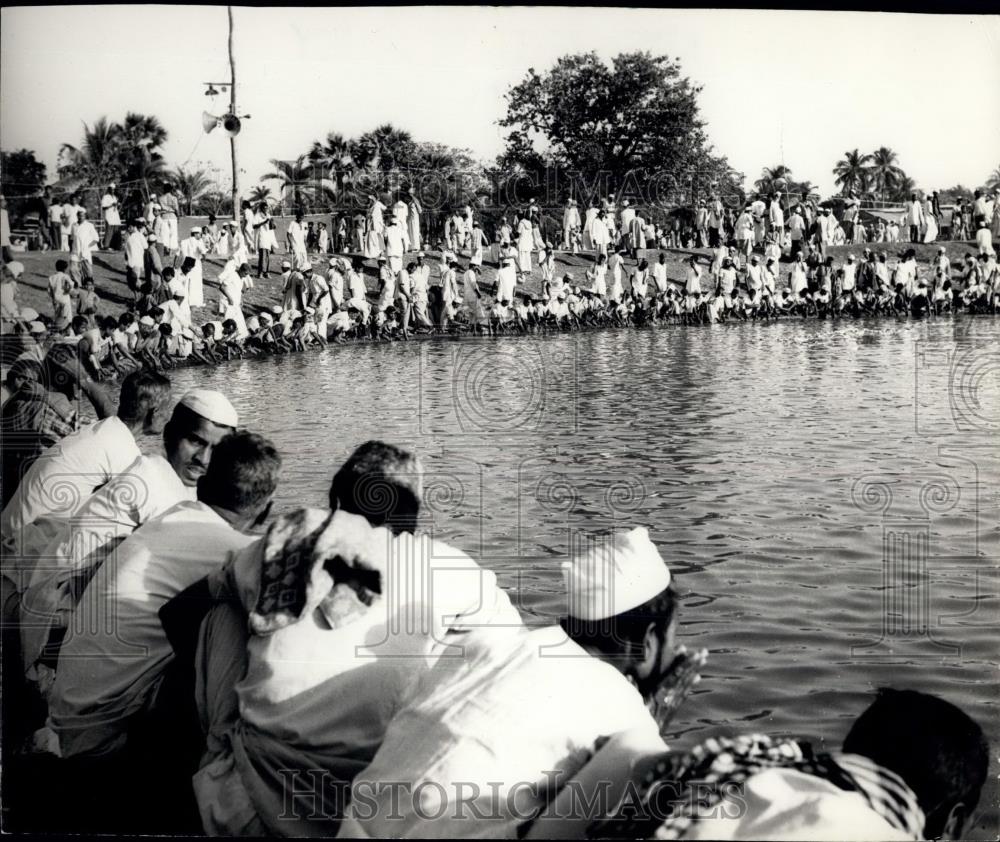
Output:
(340, 526), (706, 838)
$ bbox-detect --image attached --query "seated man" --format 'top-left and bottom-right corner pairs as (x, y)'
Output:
(340, 527), (706, 839)
(0, 371), (170, 570)
(185, 441), (521, 836)
(567, 688), (988, 842)
(18, 389), (239, 677)
(49, 431), (281, 763)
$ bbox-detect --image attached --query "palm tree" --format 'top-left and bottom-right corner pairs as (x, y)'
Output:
(754, 164), (793, 195)
(117, 112), (169, 213)
(358, 124), (415, 172)
(57, 117), (123, 195)
(262, 156), (318, 212)
(833, 149), (872, 196)
(986, 165), (1000, 192)
(170, 166), (215, 214)
(308, 132), (354, 187)
(870, 147), (904, 203)
(887, 175), (918, 204)
(249, 184), (272, 205)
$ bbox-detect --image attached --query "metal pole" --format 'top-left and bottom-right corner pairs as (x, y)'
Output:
(228, 6), (239, 223)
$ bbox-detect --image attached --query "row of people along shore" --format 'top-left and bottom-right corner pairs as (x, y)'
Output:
(0, 371), (991, 837)
(2, 190), (998, 377)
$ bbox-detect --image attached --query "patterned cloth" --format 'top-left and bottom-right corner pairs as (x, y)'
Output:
(587, 734), (925, 840)
(1, 384), (78, 506)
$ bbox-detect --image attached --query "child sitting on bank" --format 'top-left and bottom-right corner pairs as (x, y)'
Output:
(221, 318), (246, 359)
(286, 316), (308, 351)
(328, 304), (355, 343)
(190, 322), (221, 365)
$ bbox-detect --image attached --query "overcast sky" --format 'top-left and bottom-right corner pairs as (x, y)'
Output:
(2, 6), (998, 198)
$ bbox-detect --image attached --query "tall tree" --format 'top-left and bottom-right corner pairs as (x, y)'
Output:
(57, 117), (123, 193)
(887, 174), (918, 203)
(249, 184), (273, 204)
(833, 149), (872, 196)
(308, 131), (355, 201)
(262, 156), (317, 212)
(116, 112), (169, 204)
(498, 52), (720, 203)
(870, 146), (904, 202)
(170, 166), (215, 214)
(408, 142), (488, 213)
(57, 113), (169, 219)
(1, 149), (47, 197)
(754, 164), (794, 195)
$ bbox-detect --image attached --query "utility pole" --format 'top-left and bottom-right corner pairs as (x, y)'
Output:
(228, 5), (239, 223)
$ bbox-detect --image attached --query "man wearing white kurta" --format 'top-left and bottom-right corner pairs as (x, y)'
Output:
(50, 430), (279, 760)
(348, 262), (371, 319)
(100, 185), (122, 250)
(750, 197), (767, 247)
(906, 196), (925, 244)
(341, 526), (678, 840)
(124, 222), (148, 300)
(769, 194), (785, 242)
(158, 188), (181, 254)
(707, 197), (724, 247)
(385, 218), (408, 275)
(411, 253), (431, 325)
(17, 390), (238, 675)
(1, 373), (170, 561)
(495, 258), (518, 303)
(287, 213), (309, 271)
(71, 211), (99, 280)
(468, 221), (488, 267)
(562, 199), (581, 249)
(178, 227), (208, 306)
(516, 216), (534, 272)
(407, 197), (422, 252)
(589, 211), (610, 257)
(327, 258), (345, 310)
(620, 200), (636, 243)
(583, 205), (598, 250)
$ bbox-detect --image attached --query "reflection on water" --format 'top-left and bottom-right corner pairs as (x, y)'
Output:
(167, 317), (999, 839)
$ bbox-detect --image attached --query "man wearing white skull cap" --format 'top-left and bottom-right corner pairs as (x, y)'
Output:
(15, 387), (240, 680)
(341, 526), (705, 840)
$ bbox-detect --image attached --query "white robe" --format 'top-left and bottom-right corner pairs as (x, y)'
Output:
(179, 237), (207, 306)
(407, 202), (421, 251)
(287, 221), (309, 270)
(219, 267), (248, 336)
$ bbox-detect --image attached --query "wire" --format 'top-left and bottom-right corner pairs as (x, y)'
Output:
(178, 132), (206, 170)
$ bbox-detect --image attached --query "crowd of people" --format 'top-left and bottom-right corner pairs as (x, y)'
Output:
(1, 184), (999, 384)
(0, 368), (991, 838)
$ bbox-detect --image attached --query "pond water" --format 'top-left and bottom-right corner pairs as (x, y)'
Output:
(165, 316), (999, 838)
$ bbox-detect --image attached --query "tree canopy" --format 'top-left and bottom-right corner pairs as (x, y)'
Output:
(498, 51), (741, 206)
(1, 149), (47, 197)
